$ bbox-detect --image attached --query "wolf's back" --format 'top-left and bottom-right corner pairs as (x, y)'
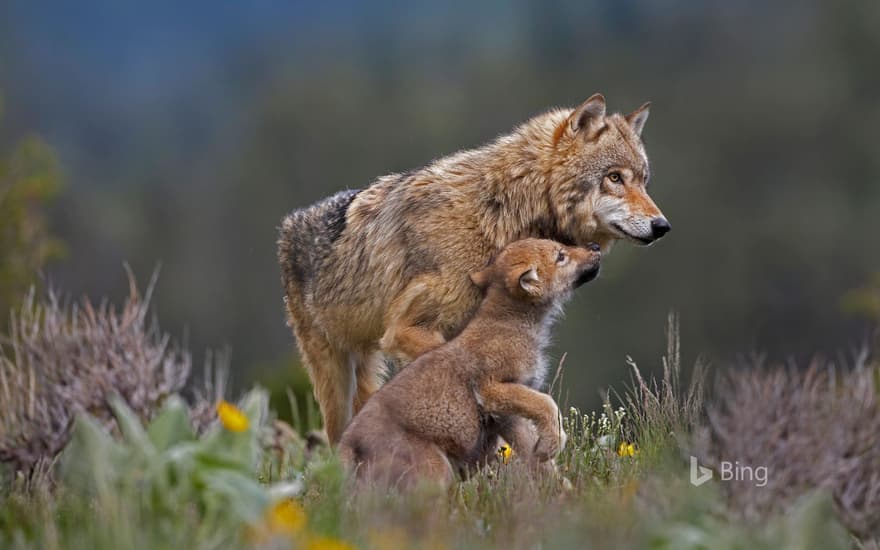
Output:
(278, 189), (360, 291)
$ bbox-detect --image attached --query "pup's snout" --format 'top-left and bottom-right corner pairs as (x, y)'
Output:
(650, 218), (671, 239)
(572, 244), (601, 288)
(574, 262), (600, 287)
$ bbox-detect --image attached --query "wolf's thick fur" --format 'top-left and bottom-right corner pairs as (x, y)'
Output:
(278, 94), (669, 443)
(338, 239), (600, 487)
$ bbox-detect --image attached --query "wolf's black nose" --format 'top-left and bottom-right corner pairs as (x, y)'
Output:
(587, 242), (600, 252)
(650, 218), (671, 239)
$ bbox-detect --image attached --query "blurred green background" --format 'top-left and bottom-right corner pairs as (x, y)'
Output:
(0, 1), (878, 410)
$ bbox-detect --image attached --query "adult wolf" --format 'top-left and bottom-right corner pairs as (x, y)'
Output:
(278, 93), (670, 443)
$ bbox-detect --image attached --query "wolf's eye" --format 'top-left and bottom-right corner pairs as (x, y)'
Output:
(607, 172), (622, 183)
(556, 250), (567, 264)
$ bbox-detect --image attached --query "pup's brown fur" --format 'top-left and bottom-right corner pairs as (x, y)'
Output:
(338, 239), (601, 487)
(278, 94), (669, 443)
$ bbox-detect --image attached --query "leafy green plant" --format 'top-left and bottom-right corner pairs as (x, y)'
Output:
(0, 95), (64, 326)
(51, 388), (302, 547)
(66, 388), (297, 512)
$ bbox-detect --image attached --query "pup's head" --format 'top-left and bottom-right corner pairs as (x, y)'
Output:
(547, 93), (671, 250)
(470, 238), (601, 304)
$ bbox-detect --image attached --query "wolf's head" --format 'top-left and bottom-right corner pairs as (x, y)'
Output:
(470, 238), (601, 306)
(547, 93), (670, 251)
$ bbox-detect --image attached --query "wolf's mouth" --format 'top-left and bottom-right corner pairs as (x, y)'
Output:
(611, 223), (654, 245)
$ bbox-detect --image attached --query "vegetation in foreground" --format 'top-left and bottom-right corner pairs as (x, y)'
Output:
(0, 286), (878, 549)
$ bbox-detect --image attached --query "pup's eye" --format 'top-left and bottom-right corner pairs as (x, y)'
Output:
(607, 172), (622, 183)
(556, 250), (567, 263)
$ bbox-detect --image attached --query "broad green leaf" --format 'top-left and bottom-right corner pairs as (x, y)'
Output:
(199, 469), (271, 523)
(109, 394), (156, 458)
(239, 387), (269, 428)
(147, 395), (194, 451)
(59, 414), (128, 493)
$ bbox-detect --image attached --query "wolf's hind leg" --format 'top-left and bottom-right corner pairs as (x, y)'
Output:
(352, 350), (386, 413)
(379, 276), (445, 363)
(295, 328), (354, 445)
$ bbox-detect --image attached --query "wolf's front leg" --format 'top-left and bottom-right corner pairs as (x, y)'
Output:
(478, 381), (566, 462)
(379, 276), (445, 363)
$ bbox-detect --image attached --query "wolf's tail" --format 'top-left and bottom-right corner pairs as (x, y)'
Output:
(277, 188), (360, 292)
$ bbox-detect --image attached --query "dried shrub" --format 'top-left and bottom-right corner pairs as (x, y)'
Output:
(625, 313), (707, 446)
(696, 351), (880, 541)
(0, 272), (223, 476)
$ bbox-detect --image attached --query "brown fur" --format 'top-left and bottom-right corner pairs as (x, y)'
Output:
(278, 94), (669, 443)
(338, 239), (601, 488)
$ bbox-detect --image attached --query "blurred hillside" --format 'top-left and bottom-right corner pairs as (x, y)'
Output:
(0, 0), (877, 406)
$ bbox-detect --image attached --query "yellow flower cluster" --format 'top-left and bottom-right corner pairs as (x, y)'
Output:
(267, 499), (306, 535)
(216, 400), (249, 432)
(250, 498), (355, 549)
(617, 441), (638, 457)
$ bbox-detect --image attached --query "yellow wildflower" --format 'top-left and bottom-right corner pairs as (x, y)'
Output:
(497, 444), (514, 465)
(244, 499), (307, 543)
(305, 535), (356, 550)
(216, 400), (249, 432)
(267, 499), (306, 536)
(617, 441), (637, 457)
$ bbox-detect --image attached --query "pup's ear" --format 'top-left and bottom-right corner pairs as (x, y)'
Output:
(470, 267), (492, 289)
(518, 267), (541, 296)
(569, 93), (606, 136)
(626, 101), (650, 136)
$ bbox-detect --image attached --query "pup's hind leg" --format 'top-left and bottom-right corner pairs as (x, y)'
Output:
(393, 440), (454, 489)
(411, 442), (454, 487)
(341, 429), (453, 489)
(495, 417), (558, 473)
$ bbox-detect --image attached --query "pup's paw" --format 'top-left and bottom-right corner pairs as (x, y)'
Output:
(379, 327), (445, 363)
(533, 426), (566, 461)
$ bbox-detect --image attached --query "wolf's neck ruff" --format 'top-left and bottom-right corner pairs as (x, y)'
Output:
(464, 111), (578, 250)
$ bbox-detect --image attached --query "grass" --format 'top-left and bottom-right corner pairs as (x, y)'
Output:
(0, 288), (876, 549)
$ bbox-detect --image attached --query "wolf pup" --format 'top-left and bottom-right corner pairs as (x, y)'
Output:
(279, 94), (669, 443)
(338, 238), (600, 487)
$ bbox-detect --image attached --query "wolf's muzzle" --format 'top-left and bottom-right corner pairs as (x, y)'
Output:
(650, 217), (671, 240)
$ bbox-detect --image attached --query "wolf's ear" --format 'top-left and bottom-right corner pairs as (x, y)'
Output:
(626, 102), (651, 136)
(518, 267), (541, 296)
(569, 93), (606, 136)
(470, 267), (492, 289)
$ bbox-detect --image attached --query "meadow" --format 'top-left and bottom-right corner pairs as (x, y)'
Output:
(2, 3), (879, 548)
(1, 282), (877, 550)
